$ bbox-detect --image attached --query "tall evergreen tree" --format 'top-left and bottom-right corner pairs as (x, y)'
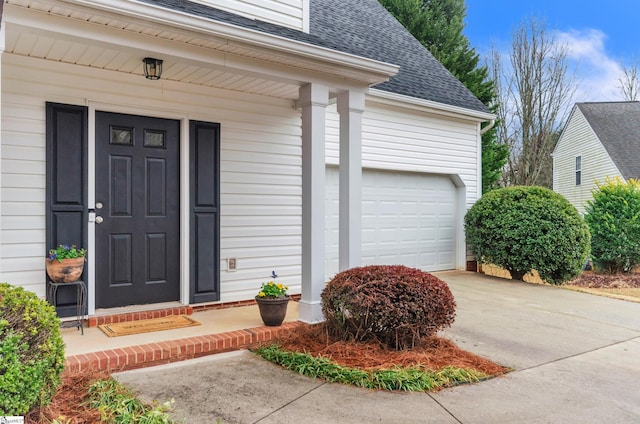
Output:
(380, 0), (508, 192)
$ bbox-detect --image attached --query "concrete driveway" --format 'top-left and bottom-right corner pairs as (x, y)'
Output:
(115, 271), (640, 423)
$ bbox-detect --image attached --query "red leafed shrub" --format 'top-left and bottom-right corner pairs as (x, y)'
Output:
(321, 265), (456, 350)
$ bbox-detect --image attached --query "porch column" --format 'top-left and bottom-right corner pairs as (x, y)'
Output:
(299, 83), (328, 323)
(337, 91), (365, 271)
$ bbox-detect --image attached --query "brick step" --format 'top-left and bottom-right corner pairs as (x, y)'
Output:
(64, 321), (302, 374)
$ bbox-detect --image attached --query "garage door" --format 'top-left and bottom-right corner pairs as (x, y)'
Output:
(326, 167), (457, 279)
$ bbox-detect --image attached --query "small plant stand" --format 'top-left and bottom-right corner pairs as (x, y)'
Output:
(48, 280), (87, 335)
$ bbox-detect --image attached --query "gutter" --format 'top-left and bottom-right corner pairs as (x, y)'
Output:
(480, 119), (496, 135)
(369, 88), (496, 121)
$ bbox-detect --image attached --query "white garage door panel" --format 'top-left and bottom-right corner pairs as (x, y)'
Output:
(326, 168), (457, 279)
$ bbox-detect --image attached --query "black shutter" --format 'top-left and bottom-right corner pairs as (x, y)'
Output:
(190, 121), (221, 303)
(46, 102), (88, 317)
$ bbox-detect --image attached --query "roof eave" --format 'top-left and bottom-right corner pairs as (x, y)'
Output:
(61, 0), (400, 85)
(552, 104), (580, 156)
(368, 88), (495, 121)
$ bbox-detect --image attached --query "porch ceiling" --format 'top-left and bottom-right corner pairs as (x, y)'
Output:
(4, 0), (395, 99)
(5, 1), (303, 99)
(4, 26), (301, 99)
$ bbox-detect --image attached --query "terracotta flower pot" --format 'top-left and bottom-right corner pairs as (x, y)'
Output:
(255, 296), (290, 326)
(46, 257), (85, 283)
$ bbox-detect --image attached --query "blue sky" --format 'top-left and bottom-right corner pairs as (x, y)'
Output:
(464, 0), (640, 102)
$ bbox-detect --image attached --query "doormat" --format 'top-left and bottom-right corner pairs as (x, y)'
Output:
(98, 315), (201, 337)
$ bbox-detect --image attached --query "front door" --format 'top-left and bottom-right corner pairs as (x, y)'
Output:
(95, 112), (180, 308)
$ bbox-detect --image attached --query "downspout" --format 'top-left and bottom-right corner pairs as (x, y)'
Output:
(477, 118), (496, 194)
(480, 119), (495, 135)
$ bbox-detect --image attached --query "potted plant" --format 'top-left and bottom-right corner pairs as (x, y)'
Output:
(255, 280), (290, 326)
(46, 244), (87, 284)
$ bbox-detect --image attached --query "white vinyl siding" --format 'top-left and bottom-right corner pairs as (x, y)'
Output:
(187, 0), (305, 31)
(1, 54), (302, 301)
(325, 100), (480, 208)
(553, 108), (622, 214)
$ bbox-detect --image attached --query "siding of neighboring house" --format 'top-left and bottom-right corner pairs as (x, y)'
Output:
(553, 107), (622, 214)
(188, 0), (307, 31)
(1, 54), (302, 301)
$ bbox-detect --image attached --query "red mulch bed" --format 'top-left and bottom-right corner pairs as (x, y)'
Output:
(25, 369), (108, 424)
(568, 272), (640, 289)
(27, 325), (506, 422)
(271, 323), (508, 376)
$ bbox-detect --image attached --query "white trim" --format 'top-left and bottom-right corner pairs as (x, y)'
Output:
(0, 24), (4, 277)
(455, 182), (467, 270)
(179, 118), (190, 306)
(87, 103), (96, 314)
(477, 122), (483, 197)
(302, 0), (310, 33)
(368, 88), (495, 122)
(86, 101), (191, 314)
(553, 104), (578, 156)
(54, 0), (399, 81)
(442, 173), (468, 270)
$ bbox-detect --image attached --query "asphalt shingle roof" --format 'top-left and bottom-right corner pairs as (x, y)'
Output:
(142, 0), (488, 114)
(310, 0), (487, 112)
(577, 101), (640, 180)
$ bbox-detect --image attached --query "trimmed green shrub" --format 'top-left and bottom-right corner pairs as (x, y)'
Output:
(321, 265), (456, 350)
(584, 178), (640, 273)
(464, 186), (590, 285)
(0, 283), (65, 415)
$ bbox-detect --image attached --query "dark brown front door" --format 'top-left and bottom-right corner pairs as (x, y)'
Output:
(95, 112), (180, 308)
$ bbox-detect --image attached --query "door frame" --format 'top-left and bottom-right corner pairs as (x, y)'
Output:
(87, 101), (191, 315)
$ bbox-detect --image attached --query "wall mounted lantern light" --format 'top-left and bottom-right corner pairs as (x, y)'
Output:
(143, 57), (163, 80)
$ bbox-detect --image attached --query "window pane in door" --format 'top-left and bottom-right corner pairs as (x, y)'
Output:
(111, 127), (133, 145)
(144, 129), (166, 148)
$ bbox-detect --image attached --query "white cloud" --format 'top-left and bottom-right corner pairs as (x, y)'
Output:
(556, 29), (623, 102)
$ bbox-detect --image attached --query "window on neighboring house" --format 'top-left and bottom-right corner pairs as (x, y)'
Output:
(575, 156), (582, 185)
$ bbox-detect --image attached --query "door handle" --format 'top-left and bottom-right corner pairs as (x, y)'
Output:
(95, 216), (104, 224)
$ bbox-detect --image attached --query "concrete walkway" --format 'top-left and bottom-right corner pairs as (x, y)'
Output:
(114, 271), (640, 423)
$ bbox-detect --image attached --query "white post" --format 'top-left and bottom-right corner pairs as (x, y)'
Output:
(298, 83), (328, 323)
(337, 91), (365, 271)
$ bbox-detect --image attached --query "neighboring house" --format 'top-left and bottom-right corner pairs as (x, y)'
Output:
(553, 101), (640, 214)
(0, 0), (493, 322)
